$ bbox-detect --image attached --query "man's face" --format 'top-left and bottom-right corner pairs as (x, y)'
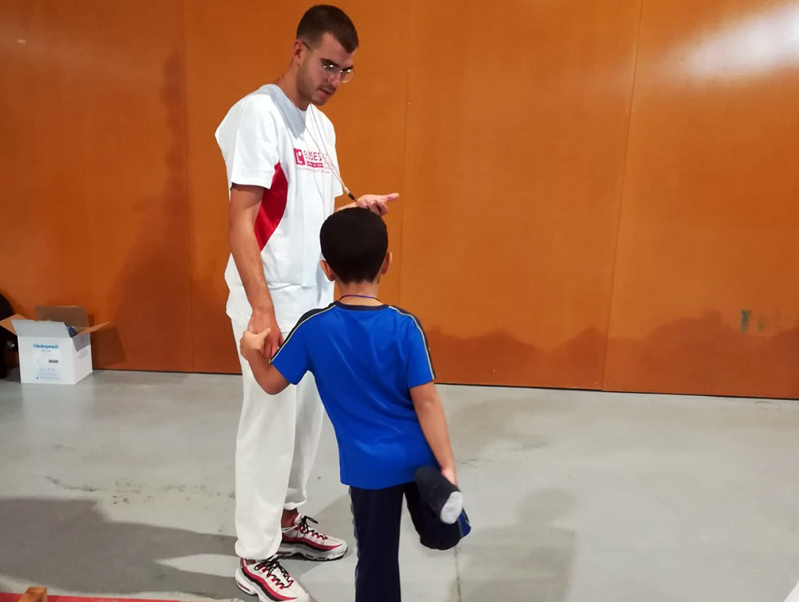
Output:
(297, 32), (356, 107)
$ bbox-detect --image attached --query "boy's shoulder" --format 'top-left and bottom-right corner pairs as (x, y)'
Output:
(284, 303), (338, 340)
(291, 303), (427, 333)
(384, 304), (424, 326)
(297, 303), (337, 323)
(384, 306), (431, 345)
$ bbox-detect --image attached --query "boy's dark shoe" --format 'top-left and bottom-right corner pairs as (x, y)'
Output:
(415, 465), (464, 524)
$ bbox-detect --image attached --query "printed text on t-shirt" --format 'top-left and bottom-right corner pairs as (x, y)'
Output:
(294, 148), (328, 170)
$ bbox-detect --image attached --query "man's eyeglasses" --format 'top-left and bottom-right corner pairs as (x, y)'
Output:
(302, 41), (356, 83)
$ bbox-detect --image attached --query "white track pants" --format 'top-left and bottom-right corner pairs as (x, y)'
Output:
(231, 318), (325, 560)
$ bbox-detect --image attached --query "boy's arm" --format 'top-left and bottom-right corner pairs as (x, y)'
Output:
(240, 329), (290, 395)
(410, 381), (457, 485)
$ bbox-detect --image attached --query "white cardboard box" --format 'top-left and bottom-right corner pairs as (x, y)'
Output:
(0, 306), (108, 385)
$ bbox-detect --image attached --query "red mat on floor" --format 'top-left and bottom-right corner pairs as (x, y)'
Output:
(0, 595), (186, 602)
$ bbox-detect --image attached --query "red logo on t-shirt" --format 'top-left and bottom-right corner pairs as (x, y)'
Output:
(294, 148), (325, 169)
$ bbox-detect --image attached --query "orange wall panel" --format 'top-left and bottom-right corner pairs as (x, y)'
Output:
(182, 0), (298, 374)
(603, 0), (799, 398)
(0, 0), (194, 371)
(399, 0), (642, 388)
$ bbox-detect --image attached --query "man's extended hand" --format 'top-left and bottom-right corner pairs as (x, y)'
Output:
(355, 192), (400, 216)
(248, 310), (283, 359)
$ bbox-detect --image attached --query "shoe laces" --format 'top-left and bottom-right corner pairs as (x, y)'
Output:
(252, 557), (294, 588)
(296, 515), (327, 540)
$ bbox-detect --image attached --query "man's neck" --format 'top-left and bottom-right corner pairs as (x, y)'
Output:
(275, 72), (310, 111)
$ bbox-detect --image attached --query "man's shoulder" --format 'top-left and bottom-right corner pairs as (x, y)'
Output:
(236, 85), (281, 113)
(218, 85), (280, 134)
(220, 85), (277, 120)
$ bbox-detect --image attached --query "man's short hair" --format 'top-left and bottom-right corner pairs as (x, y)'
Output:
(297, 5), (359, 53)
(320, 208), (387, 283)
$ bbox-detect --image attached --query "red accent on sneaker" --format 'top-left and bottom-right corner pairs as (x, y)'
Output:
(281, 534), (339, 551)
(240, 559), (296, 602)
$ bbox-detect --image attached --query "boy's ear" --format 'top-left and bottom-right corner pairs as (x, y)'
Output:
(380, 252), (393, 276)
(320, 260), (336, 282)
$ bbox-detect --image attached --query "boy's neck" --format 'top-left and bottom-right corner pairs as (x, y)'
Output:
(337, 281), (383, 306)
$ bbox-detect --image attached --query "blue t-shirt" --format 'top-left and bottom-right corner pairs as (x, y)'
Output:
(271, 301), (438, 489)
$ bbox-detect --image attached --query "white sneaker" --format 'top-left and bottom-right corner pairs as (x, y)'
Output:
(235, 557), (309, 602)
(278, 514), (348, 561)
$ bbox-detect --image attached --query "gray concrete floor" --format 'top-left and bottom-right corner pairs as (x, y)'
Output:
(0, 369), (798, 602)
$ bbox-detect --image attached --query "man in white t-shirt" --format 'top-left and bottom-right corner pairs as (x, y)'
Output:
(215, 6), (398, 602)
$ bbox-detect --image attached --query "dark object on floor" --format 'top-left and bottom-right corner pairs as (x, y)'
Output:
(0, 293), (18, 379)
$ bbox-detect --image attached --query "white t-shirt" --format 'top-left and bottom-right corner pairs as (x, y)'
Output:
(216, 84), (343, 332)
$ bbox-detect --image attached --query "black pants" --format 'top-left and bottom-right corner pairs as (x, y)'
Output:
(350, 481), (468, 602)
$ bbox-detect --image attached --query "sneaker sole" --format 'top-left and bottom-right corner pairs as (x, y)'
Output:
(440, 491), (464, 524)
(235, 567), (310, 602)
(277, 543), (347, 561)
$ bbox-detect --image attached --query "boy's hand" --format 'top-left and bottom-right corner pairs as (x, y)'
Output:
(356, 193), (399, 216)
(240, 328), (270, 360)
(441, 466), (458, 487)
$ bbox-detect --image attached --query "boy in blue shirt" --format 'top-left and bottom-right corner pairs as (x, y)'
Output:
(240, 207), (470, 602)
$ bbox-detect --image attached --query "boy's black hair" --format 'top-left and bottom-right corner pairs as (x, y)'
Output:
(320, 208), (387, 283)
(297, 5), (359, 53)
